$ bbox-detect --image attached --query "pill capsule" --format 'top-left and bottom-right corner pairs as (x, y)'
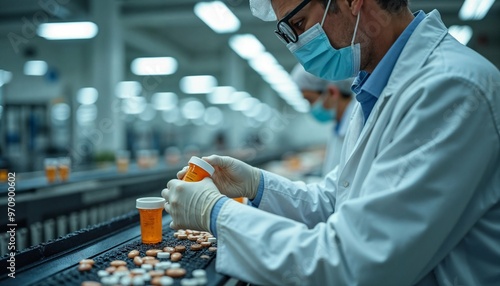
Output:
(163, 247), (175, 253)
(174, 245), (186, 253)
(144, 259), (160, 266)
(166, 268), (186, 278)
(151, 277), (162, 286)
(98, 270), (110, 277)
(196, 238), (206, 244)
(141, 264), (153, 271)
(155, 261), (172, 270)
(133, 256), (143, 266)
(79, 259), (95, 265)
(157, 252), (170, 259)
(159, 276), (174, 286)
(128, 250), (140, 259)
(177, 234), (188, 240)
(132, 276), (145, 286)
(201, 242), (212, 248)
(192, 269), (206, 278)
(207, 237), (216, 243)
(101, 276), (119, 286)
(149, 270), (164, 277)
(170, 252), (182, 262)
(146, 249), (162, 257)
(170, 263), (181, 269)
(131, 268), (146, 275)
(192, 231), (200, 235)
(110, 260), (127, 267)
(190, 244), (202, 251)
(200, 255), (210, 259)
(187, 235), (198, 241)
(208, 247), (217, 252)
(78, 263), (92, 271)
(105, 266), (116, 273)
(116, 265), (129, 272)
(142, 256), (156, 261)
(120, 276), (131, 286)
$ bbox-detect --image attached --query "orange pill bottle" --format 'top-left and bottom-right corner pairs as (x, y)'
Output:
(136, 197), (166, 244)
(182, 156), (215, 182)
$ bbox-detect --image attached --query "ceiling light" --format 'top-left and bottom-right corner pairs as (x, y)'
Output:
(204, 106), (224, 126)
(131, 57), (178, 76)
(115, 81), (142, 98)
(448, 25), (473, 45)
(37, 22), (98, 40)
(194, 1), (240, 33)
(229, 34), (265, 60)
(77, 87), (99, 105)
(0, 70), (13, 87)
(181, 99), (205, 119)
(180, 75), (217, 94)
(459, 0), (495, 20)
(122, 97), (146, 114)
(207, 86), (237, 104)
(24, 60), (48, 76)
(152, 92), (178, 110)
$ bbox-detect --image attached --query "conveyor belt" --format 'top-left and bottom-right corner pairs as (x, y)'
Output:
(0, 211), (228, 286)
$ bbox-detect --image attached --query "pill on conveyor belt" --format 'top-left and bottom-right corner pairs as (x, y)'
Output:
(208, 237), (216, 243)
(200, 242), (211, 248)
(144, 259), (160, 266)
(170, 252), (182, 262)
(196, 238), (206, 244)
(79, 259), (95, 265)
(181, 278), (199, 286)
(148, 270), (164, 277)
(142, 256), (156, 261)
(163, 247), (175, 253)
(192, 269), (207, 278)
(190, 244), (203, 251)
(113, 270), (130, 277)
(142, 273), (151, 282)
(134, 256), (143, 266)
(128, 250), (140, 258)
(105, 266), (116, 273)
(155, 261), (172, 270)
(188, 235), (198, 241)
(146, 249), (162, 257)
(116, 265), (129, 272)
(101, 276), (119, 286)
(131, 268), (146, 275)
(200, 255), (210, 259)
(97, 270), (109, 277)
(159, 276), (174, 286)
(177, 234), (188, 240)
(170, 262), (181, 269)
(81, 281), (102, 286)
(166, 268), (186, 278)
(157, 252), (170, 259)
(110, 260), (127, 267)
(132, 276), (145, 286)
(78, 263), (92, 271)
(141, 264), (153, 271)
(120, 276), (131, 286)
(208, 247), (217, 252)
(174, 245), (186, 253)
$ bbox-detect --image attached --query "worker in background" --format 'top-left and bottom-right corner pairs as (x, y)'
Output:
(291, 63), (355, 175)
(162, 0), (500, 285)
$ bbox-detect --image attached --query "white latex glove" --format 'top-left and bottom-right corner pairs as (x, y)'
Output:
(176, 155), (261, 200)
(162, 177), (225, 232)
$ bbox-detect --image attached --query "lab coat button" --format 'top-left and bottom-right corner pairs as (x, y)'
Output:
(343, 181), (350, 188)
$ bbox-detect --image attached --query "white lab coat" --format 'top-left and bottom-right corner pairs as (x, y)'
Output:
(215, 10), (500, 285)
(322, 99), (356, 176)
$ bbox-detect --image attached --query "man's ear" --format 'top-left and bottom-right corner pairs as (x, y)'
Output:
(349, 0), (363, 16)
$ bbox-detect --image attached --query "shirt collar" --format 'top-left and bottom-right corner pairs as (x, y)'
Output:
(351, 11), (426, 98)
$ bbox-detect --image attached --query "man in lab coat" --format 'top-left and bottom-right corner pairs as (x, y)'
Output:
(162, 0), (500, 285)
(291, 63), (355, 175)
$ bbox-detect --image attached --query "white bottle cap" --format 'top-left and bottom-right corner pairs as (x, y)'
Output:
(136, 197), (166, 209)
(188, 156), (214, 176)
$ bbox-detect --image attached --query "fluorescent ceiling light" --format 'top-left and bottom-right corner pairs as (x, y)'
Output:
(194, 1), (240, 33)
(115, 81), (142, 98)
(24, 60), (48, 76)
(52, 103), (71, 121)
(77, 87), (99, 105)
(37, 22), (98, 40)
(449, 25), (473, 45)
(229, 34), (265, 60)
(122, 97), (146, 114)
(233, 97), (260, 112)
(204, 106), (224, 126)
(76, 104), (98, 125)
(180, 75), (218, 94)
(131, 57), (178, 76)
(152, 92), (178, 110)
(459, 0), (495, 20)
(181, 100), (205, 119)
(207, 86), (237, 104)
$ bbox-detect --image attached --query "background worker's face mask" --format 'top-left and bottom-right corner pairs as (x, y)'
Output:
(286, 0), (361, 81)
(310, 98), (336, 122)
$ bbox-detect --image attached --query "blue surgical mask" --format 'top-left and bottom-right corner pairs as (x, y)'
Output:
(286, 1), (361, 81)
(310, 98), (336, 123)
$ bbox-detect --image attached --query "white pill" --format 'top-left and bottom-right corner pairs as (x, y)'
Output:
(170, 262), (181, 269)
(98, 270), (110, 277)
(207, 237), (217, 243)
(155, 261), (172, 270)
(159, 276), (174, 286)
(141, 264), (153, 270)
(180, 278), (198, 286)
(120, 276), (132, 286)
(157, 252), (171, 259)
(101, 276), (119, 285)
(132, 276), (145, 286)
(131, 268), (146, 275)
(142, 273), (151, 281)
(192, 269), (206, 278)
(113, 270), (129, 277)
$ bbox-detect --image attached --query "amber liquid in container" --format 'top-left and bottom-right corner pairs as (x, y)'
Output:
(0, 169), (7, 182)
(136, 197), (165, 244)
(58, 165), (70, 181)
(182, 156), (215, 182)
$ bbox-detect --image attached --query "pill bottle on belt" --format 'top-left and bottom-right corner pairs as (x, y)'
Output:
(182, 156), (215, 182)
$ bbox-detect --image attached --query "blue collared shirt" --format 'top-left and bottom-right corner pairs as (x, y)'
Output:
(353, 11), (425, 122)
(210, 11), (426, 237)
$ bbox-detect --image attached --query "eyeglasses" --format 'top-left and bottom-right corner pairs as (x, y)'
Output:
(274, 0), (311, 44)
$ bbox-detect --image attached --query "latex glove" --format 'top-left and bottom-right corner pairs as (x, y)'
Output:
(162, 177), (225, 232)
(176, 155), (261, 200)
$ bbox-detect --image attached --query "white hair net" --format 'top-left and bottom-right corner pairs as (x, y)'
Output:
(249, 0), (277, 21)
(291, 64), (354, 95)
